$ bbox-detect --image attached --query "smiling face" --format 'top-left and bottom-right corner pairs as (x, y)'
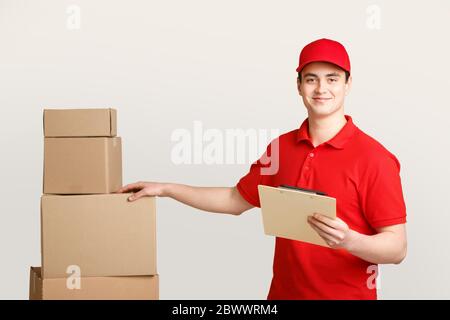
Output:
(297, 61), (352, 119)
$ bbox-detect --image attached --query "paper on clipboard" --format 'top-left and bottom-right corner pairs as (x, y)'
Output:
(258, 184), (336, 247)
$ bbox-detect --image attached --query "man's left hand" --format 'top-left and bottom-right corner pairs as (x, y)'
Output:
(307, 213), (359, 250)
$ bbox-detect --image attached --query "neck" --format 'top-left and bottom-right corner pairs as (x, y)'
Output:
(307, 110), (347, 147)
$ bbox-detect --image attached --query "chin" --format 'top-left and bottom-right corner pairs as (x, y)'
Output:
(309, 106), (337, 117)
(303, 99), (342, 117)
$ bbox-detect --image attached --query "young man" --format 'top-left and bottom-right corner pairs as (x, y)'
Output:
(117, 38), (407, 300)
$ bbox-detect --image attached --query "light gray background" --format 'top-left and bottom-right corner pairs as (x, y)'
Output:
(1, 0), (449, 299)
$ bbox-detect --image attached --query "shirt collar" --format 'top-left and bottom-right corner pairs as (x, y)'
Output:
(296, 115), (357, 149)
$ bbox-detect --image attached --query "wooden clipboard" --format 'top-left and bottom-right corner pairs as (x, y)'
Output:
(258, 184), (336, 247)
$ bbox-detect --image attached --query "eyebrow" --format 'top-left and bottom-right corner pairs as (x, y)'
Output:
(303, 72), (341, 78)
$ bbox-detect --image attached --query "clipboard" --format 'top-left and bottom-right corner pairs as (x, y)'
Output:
(258, 184), (336, 247)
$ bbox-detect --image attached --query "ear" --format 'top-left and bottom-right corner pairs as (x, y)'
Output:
(297, 77), (303, 97)
(344, 75), (352, 96)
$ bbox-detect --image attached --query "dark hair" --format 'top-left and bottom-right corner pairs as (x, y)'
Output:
(297, 70), (350, 83)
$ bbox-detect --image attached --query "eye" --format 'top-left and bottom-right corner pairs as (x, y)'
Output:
(306, 78), (315, 83)
(329, 78), (338, 82)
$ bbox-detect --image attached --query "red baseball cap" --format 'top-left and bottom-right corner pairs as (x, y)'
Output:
(296, 38), (351, 74)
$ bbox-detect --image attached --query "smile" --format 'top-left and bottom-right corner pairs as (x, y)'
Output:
(312, 97), (332, 102)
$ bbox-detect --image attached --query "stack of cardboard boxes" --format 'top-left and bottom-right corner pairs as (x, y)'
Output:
(29, 108), (158, 300)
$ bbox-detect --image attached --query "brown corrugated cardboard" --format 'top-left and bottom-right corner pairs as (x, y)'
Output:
(41, 193), (157, 278)
(29, 267), (159, 300)
(43, 108), (117, 137)
(43, 137), (122, 194)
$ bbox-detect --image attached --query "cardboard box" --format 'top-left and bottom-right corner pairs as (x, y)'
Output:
(44, 108), (117, 137)
(43, 137), (122, 194)
(41, 193), (157, 278)
(29, 267), (159, 300)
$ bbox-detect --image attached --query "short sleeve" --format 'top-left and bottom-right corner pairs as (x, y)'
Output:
(358, 153), (407, 229)
(236, 138), (278, 208)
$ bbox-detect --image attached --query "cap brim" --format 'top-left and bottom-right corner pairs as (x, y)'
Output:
(296, 59), (350, 73)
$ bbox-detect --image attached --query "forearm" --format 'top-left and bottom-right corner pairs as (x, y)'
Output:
(164, 183), (242, 215)
(347, 230), (407, 265)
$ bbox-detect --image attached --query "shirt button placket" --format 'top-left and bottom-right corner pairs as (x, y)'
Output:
(306, 152), (314, 171)
(307, 153), (313, 184)
(298, 150), (315, 186)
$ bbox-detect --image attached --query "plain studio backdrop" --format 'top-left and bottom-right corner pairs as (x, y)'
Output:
(1, 0), (449, 299)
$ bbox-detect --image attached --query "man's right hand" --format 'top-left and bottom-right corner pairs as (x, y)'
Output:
(116, 181), (168, 201)
(116, 182), (253, 215)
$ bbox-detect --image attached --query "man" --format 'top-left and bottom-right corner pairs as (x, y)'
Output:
(117, 38), (407, 300)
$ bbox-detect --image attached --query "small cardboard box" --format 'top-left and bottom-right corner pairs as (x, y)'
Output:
(29, 267), (159, 300)
(43, 137), (122, 194)
(41, 193), (157, 278)
(43, 108), (117, 137)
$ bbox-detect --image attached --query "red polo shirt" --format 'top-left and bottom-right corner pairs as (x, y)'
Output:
(236, 115), (407, 300)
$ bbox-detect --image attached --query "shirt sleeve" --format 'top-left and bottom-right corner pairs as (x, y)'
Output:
(358, 152), (407, 229)
(235, 138), (278, 208)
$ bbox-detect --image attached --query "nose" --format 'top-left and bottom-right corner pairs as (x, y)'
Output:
(314, 80), (327, 94)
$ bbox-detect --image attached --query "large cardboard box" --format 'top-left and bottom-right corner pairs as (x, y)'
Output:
(41, 193), (157, 278)
(43, 137), (122, 194)
(29, 267), (159, 300)
(44, 108), (117, 137)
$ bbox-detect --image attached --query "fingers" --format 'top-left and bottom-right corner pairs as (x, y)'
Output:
(308, 214), (354, 249)
(308, 216), (344, 241)
(128, 189), (147, 202)
(308, 222), (339, 247)
(116, 182), (145, 193)
(311, 213), (340, 229)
